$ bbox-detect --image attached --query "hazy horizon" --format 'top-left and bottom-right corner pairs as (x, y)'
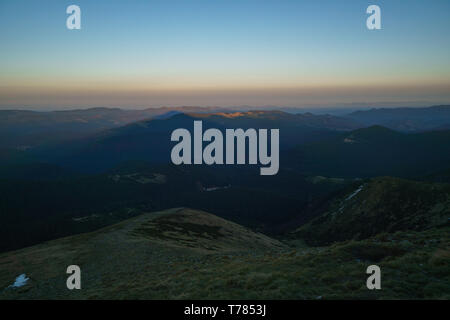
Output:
(2, 102), (450, 114)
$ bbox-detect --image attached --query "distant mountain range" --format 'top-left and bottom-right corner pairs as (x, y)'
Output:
(1, 105), (450, 299)
(2, 105), (449, 150)
(24, 111), (359, 172)
(0, 107), (218, 149)
(2, 107), (450, 176)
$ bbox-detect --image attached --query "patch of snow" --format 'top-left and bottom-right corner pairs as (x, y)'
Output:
(9, 274), (29, 288)
(345, 185), (364, 201)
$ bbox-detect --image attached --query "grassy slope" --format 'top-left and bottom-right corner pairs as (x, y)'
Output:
(295, 177), (450, 245)
(0, 205), (449, 299)
(0, 208), (285, 299)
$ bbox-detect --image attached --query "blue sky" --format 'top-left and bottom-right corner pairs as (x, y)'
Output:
(0, 0), (449, 109)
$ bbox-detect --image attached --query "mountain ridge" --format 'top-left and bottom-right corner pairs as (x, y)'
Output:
(295, 177), (450, 245)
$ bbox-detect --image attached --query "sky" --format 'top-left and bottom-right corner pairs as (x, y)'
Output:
(0, 0), (450, 110)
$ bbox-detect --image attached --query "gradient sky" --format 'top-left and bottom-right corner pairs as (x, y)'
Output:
(1, 0), (450, 109)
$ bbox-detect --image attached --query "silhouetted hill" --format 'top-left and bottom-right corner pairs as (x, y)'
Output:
(346, 105), (450, 132)
(0, 163), (78, 180)
(289, 126), (450, 178)
(0, 159), (349, 253)
(34, 111), (356, 173)
(421, 167), (450, 183)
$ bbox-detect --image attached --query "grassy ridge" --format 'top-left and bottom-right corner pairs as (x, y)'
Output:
(1, 206), (448, 299)
(295, 177), (450, 245)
